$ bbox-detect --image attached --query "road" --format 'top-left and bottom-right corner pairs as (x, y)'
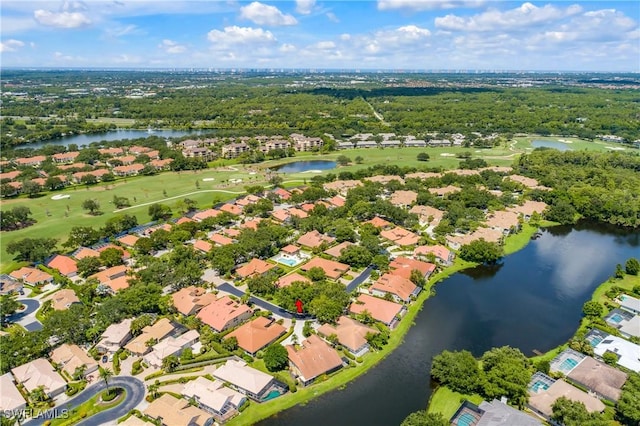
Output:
(23, 377), (145, 426)
(346, 265), (374, 293)
(8, 298), (43, 331)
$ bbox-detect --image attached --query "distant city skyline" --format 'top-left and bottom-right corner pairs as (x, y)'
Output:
(2, 1), (639, 72)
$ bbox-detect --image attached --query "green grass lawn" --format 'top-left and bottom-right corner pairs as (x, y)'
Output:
(427, 386), (483, 419)
(512, 136), (624, 153)
(48, 388), (126, 426)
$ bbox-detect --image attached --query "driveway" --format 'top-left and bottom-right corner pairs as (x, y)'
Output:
(217, 282), (300, 319)
(345, 265), (374, 293)
(8, 298), (43, 331)
(23, 377), (145, 426)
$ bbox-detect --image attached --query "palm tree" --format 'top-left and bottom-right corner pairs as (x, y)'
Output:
(147, 380), (160, 400)
(99, 367), (113, 395)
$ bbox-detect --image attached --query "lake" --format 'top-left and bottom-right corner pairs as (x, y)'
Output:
(14, 129), (200, 150)
(531, 140), (573, 151)
(274, 160), (337, 173)
(259, 223), (640, 426)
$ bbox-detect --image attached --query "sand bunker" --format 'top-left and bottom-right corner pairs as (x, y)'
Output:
(439, 153), (455, 157)
(229, 178), (243, 184)
(202, 178), (215, 182)
(51, 194), (71, 200)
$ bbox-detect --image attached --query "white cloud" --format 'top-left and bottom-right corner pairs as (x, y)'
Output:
(296, 0), (316, 15)
(313, 41), (336, 50)
(378, 0), (485, 11)
(0, 39), (25, 52)
(158, 39), (187, 54)
(279, 43), (296, 52)
(104, 24), (142, 38)
(239, 2), (297, 26)
(207, 26), (277, 46)
(326, 12), (339, 23)
(436, 2), (582, 32)
(34, 9), (92, 28)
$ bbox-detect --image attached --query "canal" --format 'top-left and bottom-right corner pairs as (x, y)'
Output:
(259, 223), (640, 426)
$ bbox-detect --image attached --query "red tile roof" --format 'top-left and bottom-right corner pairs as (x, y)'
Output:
(349, 294), (403, 325)
(300, 257), (350, 280)
(276, 272), (311, 288)
(236, 258), (275, 279)
(286, 335), (342, 383)
(226, 317), (287, 355)
(46, 254), (77, 276)
(196, 296), (253, 332)
(389, 257), (436, 279)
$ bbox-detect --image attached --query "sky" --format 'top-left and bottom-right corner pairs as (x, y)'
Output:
(1, 1), (639, 72)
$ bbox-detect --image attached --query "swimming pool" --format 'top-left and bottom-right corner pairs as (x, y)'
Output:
(263, 390), (281, 401)
(456, 412), (478, 426)
(272, 255), (302, 267)
(558, 357), (579, 372)
(529, 380), (550, 393)
(609, 313), (624, 324)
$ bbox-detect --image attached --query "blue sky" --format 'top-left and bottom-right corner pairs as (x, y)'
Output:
(1, 1), (639, 71)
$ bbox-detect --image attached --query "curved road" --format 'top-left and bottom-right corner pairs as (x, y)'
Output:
(23, 377), (145, 426)
(8, 298), (43, 331)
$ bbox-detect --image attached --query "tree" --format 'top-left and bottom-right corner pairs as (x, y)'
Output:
(582, 301), (603, 318)
(306, 267), (326, 282)
(100, 247), (123, 267)
(82, 199), (101, 215)
(365, 330), (389, 350)
(0, 294), (21, 326)
(458, 239), (503, 264)
(617, 372), (640, 425)
(602, 352), (618, 365)
(99, 367), (113, 395)
(431, 350), (481, 394)
(417, 152), (430, 162)
(401, 411), (447, 426)
(336, 155), (351, 166)
(615, 263), (625, 279)
(338, 245), (373, 268)
(80, 174), (98, 186)
(162, 354), (180, 372)
(6, 237), (58, 262)
(148, 203), (172, 221)
(264, 344), (289, 372)
(222, 336), (239, 352)
(247, 274), (277, 296)
(308, 294), (344, 324)
(269, 175), (283, 187)
(481, 346), (532, 404)
(76, 256), (102, 278)
(625, 258), (640, 276)
(147, 380), (160, 400)
(29, 385), (48, 403)
(354, 155), (364, 164)
(63, 226), (101, 248)
(551, 397), (608, 426)
(112, 195), (131, 209)
(22, 180), (42, 198)
(409, 269), (427, 287)
(130, 314), (155, 336)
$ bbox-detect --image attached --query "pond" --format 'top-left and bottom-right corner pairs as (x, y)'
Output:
(14, 129), (201, 150)
(274, 160), (337, 173)
(531, 140), (573, 151)
(259, 223), (640, 426)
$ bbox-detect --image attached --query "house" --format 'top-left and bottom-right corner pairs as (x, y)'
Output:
(99, 147), (124, 156)
(96, 318), (133, 354)
(428, 185), (461, 197)
(446, 228), (504, 250)
(405, 139), (426, 147)
(370, 273), (420, 303)
(11, 358), (67, 398)
(96, 244), (130, 261)
(271, 187), (292, 200)
(389, 190), (417, 207)
(236, 194), (261, 208)
(428, 139), (452, 147)
(506, 175), (551, 190)
(219, 203), (242, 216)
(280, 244), (301, 258)
(222, 142), (249, 158)
(52, 151), (80, 163)
(593, 335), (640, 372)
(46, 254), (78, 277)
(389, 257), (436, 280)
(144, 329), (200, 368)
(0, 373), (27, 413)
(213, 359), (277, 401)
(144, 393), (213, 426)
(409, 205), (445, 227)
(619, 294), (640, 315)
(113, 163), (144, 176)
(355, 140), (377, 149)
(181, 376), (246, 420)
(193, 239), (213, 253)
(225, 317), (287, 355)
(297, 230), (335, 249)
(183, 147), (215, 161)
(365, 175), (404, 186)
(286, 335), (342, 386)
(300, 257), (350, 280)
(451, 399), (542, 426)
(172, 286), (217, 316)
(89, 265), (130, 293)
(0, 170), (21, 181)
(292, 135), (323, 151)
(276, 272), (311, 288)
(327, 195), (346, 208)
(197, 296), (253, 333)
(447, 169), (480, 177)
(9, 267), (53, 286)
(528, 374), (604, 421)
(149, 158), (174, 170)
(507, 200), (548, 220)
(323, 241), (354, 259)
(381, 140), (401, 148)
(113, 155), (136, 165)
(414, 245), (454, 265)
(236, 258), (275, 279)
(50, 343), (99, 379)
(337, 141), (355, 149)
(485, 210), (520, 235)
(71, 169), (111, 183)
(0, 274), (23, 295)
(117, 234), (140, 247)
(192, 208), (222, 222)
(72, 246), (100, 260)
(322, 179), (362, 196)
(380, 227), (420, 246)
(317, 316), (378, 357)
(349, 294), (404, 328)
(50, 289), (81, 311)
(566, 356), (627, 402)
(264, 139), (290, 151)
(365, 216), (392, 229)
(125, 318), (176, 356)
(14, 155), (46, 167)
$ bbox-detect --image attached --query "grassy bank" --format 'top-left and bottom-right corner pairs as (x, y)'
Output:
(48, 388), (126, 426)
(503, 220), (559, 257)
(427, 387), (483, 419)
(228, 257), (476, 426)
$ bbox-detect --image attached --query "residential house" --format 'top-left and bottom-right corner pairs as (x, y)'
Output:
(370, 273), (420, 303)
(50, 289), (81, 311)
(365, 175), (405, 185)
(264, 139), (290, 151)
(286, 335), (342, 386)
(52, 151), (80, 163)
(96, 318), (133, 354)
(89, 265), (130, 293)
(149, 158), (174, 170)
(72, 246), (101, 260)
(322, 179), (362, 196)
(451, 399), (542, 426)
(113, 163), (144, 176)
(10, 267), (53, 286)
(355, 140), (377, 149)
(414, 245), (454, 265)
(0, 373), (27, 413)
(389, 256), (436, 280)
(409, 205), (445, 227)
(428, 185), (461, 197)
(144, 393), (213, 426)
(125, 318), (176, 356)
(225, 317), (287, 355)
(193, 239), (213, 254)
(213, 359), (277, 401)
(144, 329), (200, 368)
(528, 374), (604, 422)
(593, 335), (640, 372)
(240, 218), (263, 230)
(197, 296), (253, 333)
(181, 376), (246, 420)
(447, 169), (480, 177)
(297, 230), (335, 249)
(210, 233), (234, 247)
(220, 203), (242, 216)
(172, 286), (217, 316)
(300, 257), (350, 280)
(0, 170), (21, 181)
(192, 208), (222, 222)
(50, 343), (99, 379)
(236, 258), (275, 279)
(11, 358), (67, 398)
(327, 195), (346, 208)
(381, 140), (401, 148)
(14, 155), (46, 167)
(619, 294), (640, 315)
(337, 141), (355, 149)
(566, 356), (628, 402)
(380, 227), (420, 246)
(292, 135), (323, 151)
(428, 139), (452, 147)
(128, 145), (153, 155)
(365, 216), (392, 229)
(113, 155), (136, 166)
(324, 241), (354, 259)
(317, 316), (378, 357)
(0, 274), (23, 295)
(389, 190), (417, 208)
(222, 143), (249, 158)
(276, 272), (311, 288)
(271, 187), (292, 200)
(506, 174), (551, 190)
(71, 169), (111, 183)
(349, 294), (404, 328)
(236, 194), (261, 208)
(446, 227), (504, 250)
(507, 200), (548, 220)
(184, 147), (216, 161)
(46, 254), (78, 277)
(405, 139), (426, 147)
(117, 234), (140, 247)
(99, 147), (124, 156)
